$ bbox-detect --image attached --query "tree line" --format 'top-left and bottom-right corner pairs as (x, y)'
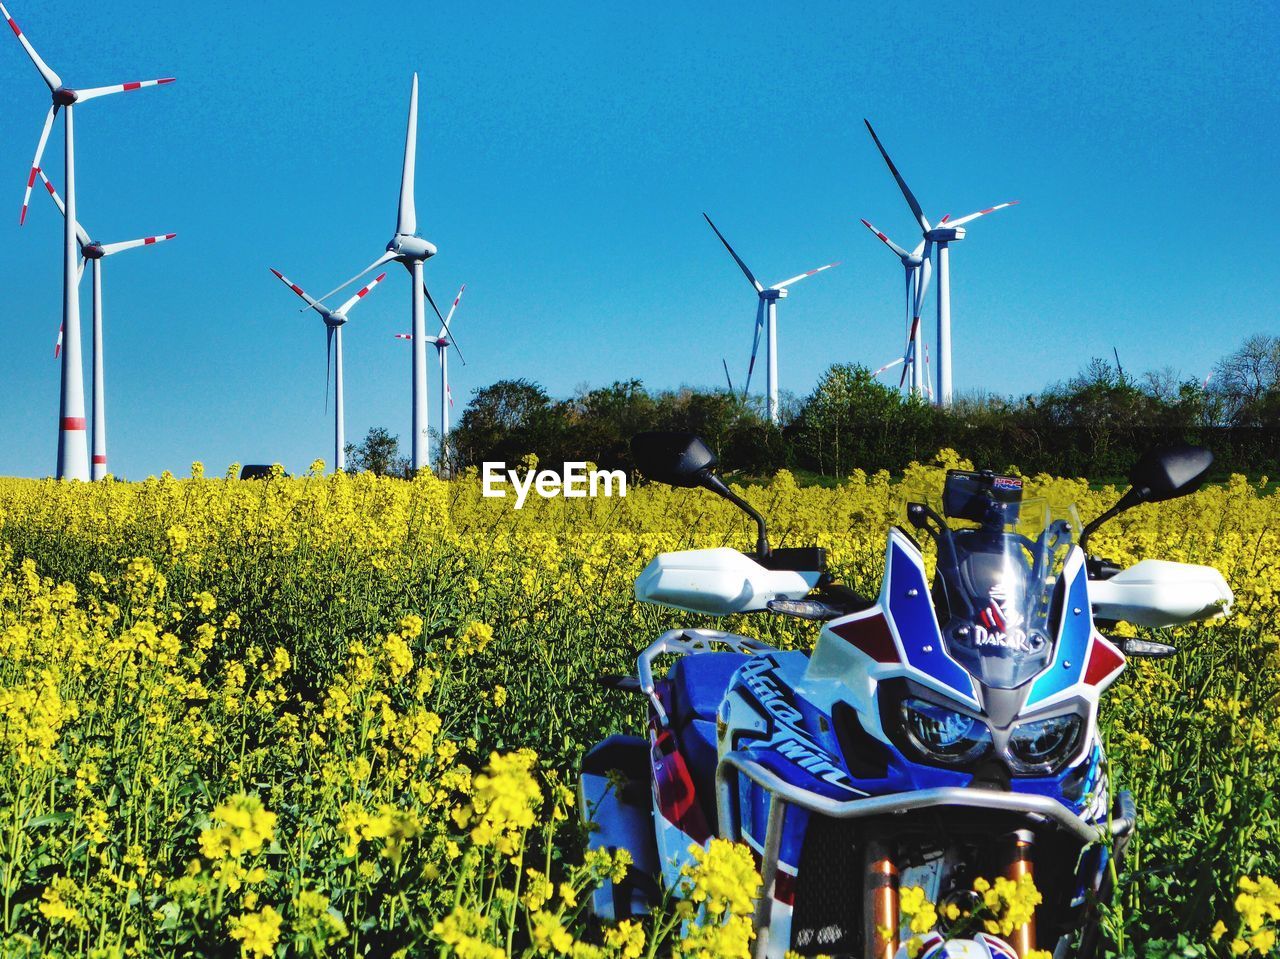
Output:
(347, 333), (1280, 481)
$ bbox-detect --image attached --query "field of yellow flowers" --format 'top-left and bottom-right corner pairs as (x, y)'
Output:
(0, 452), (1277, 958)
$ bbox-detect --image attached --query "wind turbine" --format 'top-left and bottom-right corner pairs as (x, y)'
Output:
(4, 1), (174, 480)
(269, 268), (388, 473)
(309, 73), (448, 473)
(702, 213), (838, 424)
(860, 218), (931, 398)
(37, 171), (175, 480)
(394, 284), (467, 476)
(864, 119), (1015, 407)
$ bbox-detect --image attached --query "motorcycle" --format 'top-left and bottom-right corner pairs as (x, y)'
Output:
(580, 432), (1234, 959)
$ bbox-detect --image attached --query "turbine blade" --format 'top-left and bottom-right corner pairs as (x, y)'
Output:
(74, 76), (176, 103)
(860, 218), (912, 259)
(76, 256), (84, 284)
(703, 212), (763, 292)
(722, 358), (735, 395)
(393, 333), (413, 340)
(397, 73), (418, 236)
(771, 261), (839, 290)
(1, 4), (61, 89)
(422, 280), (446, 327)
(742, 299), (764, 399)
(36, 169), (90, 246)
(872, 356), (905, 377)
(336, 271), (389, 315)
(20, 104), (57, 225)
(944, 201), (1019, 228)
(99, 233), (176, 256)
(863, 119), (930, 232)
(270, 267), (327, 316)
(437, 283), (465, 340)
(914, 254), (933, 314)
(310, 250), (397, 308)
(53, 321), (62, 358)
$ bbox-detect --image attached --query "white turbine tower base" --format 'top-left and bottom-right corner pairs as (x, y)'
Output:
(310, 73), (450, 475)
(39, 171), (175, 480)
(864, 119), (1016, 408)
(395, 283), (467, 477)
(3, 1), (174, 479)
(702, 213), (837, 425)
(269, 267), (388, 473)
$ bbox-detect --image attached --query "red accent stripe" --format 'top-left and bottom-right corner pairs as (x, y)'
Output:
(774, 869), (797, 905)
(144, 236), (157, 244)
(165, 233), (176, 239)
(27, 167), (37, 188)
(123, 81), (141, 91)
(92, 455), (107, 465)
(158, 77), (175, 84)
(43, 180), (55, 195)
(290, 284), (303, 295)
(61, 417), (86, 431)
(8, 18), (20, 37)
(1083, 635), (1125, 686)
(829, 614), (899, 663)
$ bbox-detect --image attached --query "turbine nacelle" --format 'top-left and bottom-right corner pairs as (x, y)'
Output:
(324, 314), (347, 328)
(52, 87), (78, 105)
(761, 287), (787, 301)
(926, 226), (966, 243)
(82, 242), (105, 259)
(388, 234), (436, 261)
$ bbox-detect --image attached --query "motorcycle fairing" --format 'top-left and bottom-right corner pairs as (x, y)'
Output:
(1025, 549), (1126, 708)
(882, 530), (980, 707)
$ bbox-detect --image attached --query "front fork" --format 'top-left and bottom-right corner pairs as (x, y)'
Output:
(863, 831), (1038, 959)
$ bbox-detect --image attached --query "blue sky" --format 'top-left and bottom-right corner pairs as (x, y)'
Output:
(1, 0), (1276, 478)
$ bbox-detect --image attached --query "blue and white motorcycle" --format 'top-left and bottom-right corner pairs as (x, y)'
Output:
(581, 432), (1233, 959)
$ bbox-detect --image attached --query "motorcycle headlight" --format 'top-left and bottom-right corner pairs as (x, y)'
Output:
(900, 698), (992, 765)
(1007, 714), (1083, 774)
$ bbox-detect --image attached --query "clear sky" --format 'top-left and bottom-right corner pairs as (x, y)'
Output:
(1, 0), (1276, 478)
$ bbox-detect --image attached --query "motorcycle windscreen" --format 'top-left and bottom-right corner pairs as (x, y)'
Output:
(935, 498), (1078, 689)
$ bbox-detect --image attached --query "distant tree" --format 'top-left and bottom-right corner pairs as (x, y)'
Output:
(347, 427), (407, 477)
(1210, 333), (1280, 426)
(450, 379), (567, 467)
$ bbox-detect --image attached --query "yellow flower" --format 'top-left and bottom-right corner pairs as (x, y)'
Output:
(679, 839), (761, 919)
(604, 920), (645, 958)
(228, 905), (283, 959)
(199, 794), (277, 861)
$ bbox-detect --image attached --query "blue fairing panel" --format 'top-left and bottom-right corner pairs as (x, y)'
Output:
(886, 537), (977, 705)
(669, 653), (751, 727)
(1028, 555), (1092, 705)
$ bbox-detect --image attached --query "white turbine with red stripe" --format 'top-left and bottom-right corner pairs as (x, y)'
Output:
(269, 268), (388, 473)
(395, 284), (467, 475)
(38, 171), (175, 480)
(702, 213), (838, 424)
(860, 218), (931, 398)
(3, 1), (174, 479)
(308, 73), (449, 473)
(864, 120), (1016, 407)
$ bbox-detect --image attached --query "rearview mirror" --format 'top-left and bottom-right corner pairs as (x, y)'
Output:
(1127, 444), (1214, 504)
(630, 431), (719, 488)
(630, 431), (771, 557)
(1081, 443), (1214, 548)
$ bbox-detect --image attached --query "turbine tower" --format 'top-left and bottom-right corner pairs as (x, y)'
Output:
(4, 1), (173, 479)
(38, 171), (175, 480)
(860, 218), (931, 398)
(702, 213), (838, 424)
(312, 73), (448, 473)
(864, 120), (1016, 407)
(269, 268), (388, 473)
(395, 284), (466, 476)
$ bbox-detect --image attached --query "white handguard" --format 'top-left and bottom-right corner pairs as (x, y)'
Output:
(1090, 559), (1234, 628)
(634, 547), (822, 616)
